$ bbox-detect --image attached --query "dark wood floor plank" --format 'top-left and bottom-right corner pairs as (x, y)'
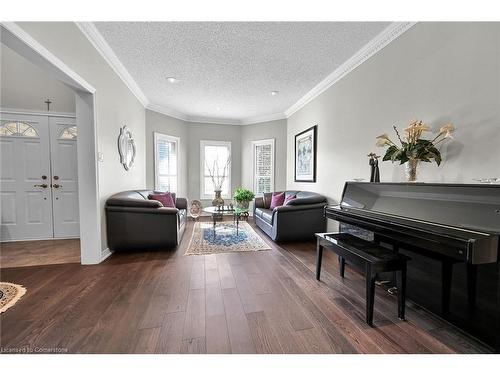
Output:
(206, 314), (231, 354)
(183, 288), (206, 340)
(221, 288), (256, 354)
(155, 311), (186, 353)
(246, 311), (284, 354)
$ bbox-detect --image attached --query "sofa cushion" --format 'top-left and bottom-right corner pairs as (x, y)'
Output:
(259, 208), (274, 225)
(270, 192), (285, 209)
(284, 194), (297, 205)
(254, 207), (265, 219)
(149, 192), (175, 208)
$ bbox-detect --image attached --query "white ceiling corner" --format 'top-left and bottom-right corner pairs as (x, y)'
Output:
(75, 22), (148, 107)
(284, 22), (416, 117)
(76, 22), (415, 125)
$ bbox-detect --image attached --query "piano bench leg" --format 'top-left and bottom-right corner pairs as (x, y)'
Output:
(396, 264), (407, 320)
(316, 243), (323, 281)
(340, 257), (346, 278)
(365, 265), (376, 326)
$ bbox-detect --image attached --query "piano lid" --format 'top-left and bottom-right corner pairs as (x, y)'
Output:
(340, 182), (500, 233)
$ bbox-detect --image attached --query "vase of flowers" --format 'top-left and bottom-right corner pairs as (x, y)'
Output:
(376, 120), (454, 182)
(233, 187), (255, 209)
(206, 156), (231, 207)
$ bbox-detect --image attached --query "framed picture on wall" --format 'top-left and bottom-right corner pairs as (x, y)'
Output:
(294, 125), (317, 182)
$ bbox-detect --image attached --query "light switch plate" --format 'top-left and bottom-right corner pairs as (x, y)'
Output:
(98, 152), (104, 162)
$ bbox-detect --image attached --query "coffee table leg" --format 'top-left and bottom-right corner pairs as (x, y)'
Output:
(236, 214), (239, 235)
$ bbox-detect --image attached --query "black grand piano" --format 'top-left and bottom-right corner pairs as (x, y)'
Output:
(325, 182), (500, 352)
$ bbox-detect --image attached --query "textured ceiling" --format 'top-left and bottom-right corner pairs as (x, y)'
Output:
(94, 22), (390, 122)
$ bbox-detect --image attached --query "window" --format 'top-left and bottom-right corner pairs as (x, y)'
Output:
(0, 121), (39, 137)
(200, 140), (231, 199)
(154, 133), (179, 193)
(58, 125), (77, 140)
(253, 139), (275, 195)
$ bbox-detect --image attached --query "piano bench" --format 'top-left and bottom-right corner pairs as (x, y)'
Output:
(315, 232), (411, 326)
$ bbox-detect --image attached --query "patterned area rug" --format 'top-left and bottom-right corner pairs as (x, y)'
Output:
(0, 282), (26, 313)
(185, 221), (271, 256)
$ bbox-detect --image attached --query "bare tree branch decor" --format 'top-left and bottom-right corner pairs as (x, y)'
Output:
(206, 156), (231, 191)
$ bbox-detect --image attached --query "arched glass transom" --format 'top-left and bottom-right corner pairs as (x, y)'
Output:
(0, 121), (39, 137)
(58, 125), (77, 140)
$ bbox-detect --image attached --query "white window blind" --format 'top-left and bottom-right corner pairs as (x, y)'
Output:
(200, 140), (231, 198)
(253, 139), (275, 195)
(154, 133), (179, 193)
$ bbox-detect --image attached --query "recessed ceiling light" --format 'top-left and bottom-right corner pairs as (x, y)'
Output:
(166, 77), (178, 83)
(216, 107), (221, 111)
(270, 90), (279, 96)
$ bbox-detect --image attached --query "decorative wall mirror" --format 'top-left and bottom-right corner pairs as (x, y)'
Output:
(118, 125), (136, 171)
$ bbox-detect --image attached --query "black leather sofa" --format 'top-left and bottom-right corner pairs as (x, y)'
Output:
(253, 191), (327, 242)
(105, 190), (187, 251)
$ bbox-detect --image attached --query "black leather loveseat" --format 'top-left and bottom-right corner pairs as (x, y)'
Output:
(105, 190), (187, 251)
(253, 190), (327, 242)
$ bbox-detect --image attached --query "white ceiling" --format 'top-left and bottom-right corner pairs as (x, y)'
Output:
(94, 22), (391, 123)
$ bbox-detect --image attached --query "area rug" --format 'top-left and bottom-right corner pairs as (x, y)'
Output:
(185, 221), (270, 256)
(0, 282), (27, 313)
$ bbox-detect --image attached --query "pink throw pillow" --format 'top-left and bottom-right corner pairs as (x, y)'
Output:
(284, 194), (297, 205)
(148, 192), (176, 208)
(270, 192), (285, 210)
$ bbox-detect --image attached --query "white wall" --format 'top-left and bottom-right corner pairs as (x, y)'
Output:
(287, 22), (500, 222)
(1, 43), (75, 112)
(145, 109), (188, 197)
(16, 22), (146, 251)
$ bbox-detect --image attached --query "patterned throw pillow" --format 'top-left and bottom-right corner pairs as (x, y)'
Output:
(148, 192), (176, 208)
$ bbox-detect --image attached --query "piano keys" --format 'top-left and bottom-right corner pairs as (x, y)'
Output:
(325, 182), (500, 352)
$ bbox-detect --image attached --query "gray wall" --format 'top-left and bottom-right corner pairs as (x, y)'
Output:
(145, 112), (288, 207)
(17, 22), (146, 251)
(145, 109), (188, 197)
(287, 22), (500, 230)
(1, 43), (76, 112)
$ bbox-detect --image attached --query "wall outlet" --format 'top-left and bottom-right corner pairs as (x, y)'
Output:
(98, 152), (104, 162)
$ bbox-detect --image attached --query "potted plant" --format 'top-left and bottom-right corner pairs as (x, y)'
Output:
(233, 187), (255, 209)
(376, 120), (454, 182)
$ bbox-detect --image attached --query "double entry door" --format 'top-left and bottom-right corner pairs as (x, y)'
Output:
(0, 112), (79, 241)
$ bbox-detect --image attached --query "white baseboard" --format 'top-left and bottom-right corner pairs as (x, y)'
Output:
(101, 247), (113, 262)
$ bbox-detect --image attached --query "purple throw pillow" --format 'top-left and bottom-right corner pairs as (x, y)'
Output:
(148, 192), (176, 208)
(270, 192), (285, 209)
(284, 194), (297, 205)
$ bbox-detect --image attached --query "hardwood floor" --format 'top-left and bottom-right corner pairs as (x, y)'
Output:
(0, 219), (491, 353)
(1, 239), (80, 268)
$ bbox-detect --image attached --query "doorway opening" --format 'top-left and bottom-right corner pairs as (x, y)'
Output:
(1, 22), (102, 266)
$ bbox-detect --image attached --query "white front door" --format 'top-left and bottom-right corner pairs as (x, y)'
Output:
(49, 116), (79, 238)
(0, 113), (54, 240)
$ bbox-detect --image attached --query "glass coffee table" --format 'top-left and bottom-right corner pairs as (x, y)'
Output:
(203, 206), (249, 236)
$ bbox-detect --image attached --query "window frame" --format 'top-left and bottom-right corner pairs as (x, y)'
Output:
(154, 132), (180, 194)
(252, 138), (275, 196)
(200, 140), (232, 200)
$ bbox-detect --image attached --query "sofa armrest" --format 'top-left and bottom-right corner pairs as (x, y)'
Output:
(106, 197), (163, 209)
(105, 206), (178, 215)
(176, 197), (187, 210)
(274, 202), (327, 213)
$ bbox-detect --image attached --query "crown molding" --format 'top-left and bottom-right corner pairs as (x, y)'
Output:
(187, 115), (242, 126)
(284, 22), (416, 118)
(241, 112), (286, 125)
(75, 22), (149, 107)
(145, 102), (190, 122)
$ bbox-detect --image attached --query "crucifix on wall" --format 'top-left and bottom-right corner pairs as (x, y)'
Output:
(44, 99), (52, 111)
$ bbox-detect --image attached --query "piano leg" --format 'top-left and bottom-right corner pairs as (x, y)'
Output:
(340, 257), (346, 278)
(316, 242), (323, 281)
(396, 264), (407, 320)
(441, 261), (453, 317)
(365, 264), (376, 326)
(467, 263), (478, 308)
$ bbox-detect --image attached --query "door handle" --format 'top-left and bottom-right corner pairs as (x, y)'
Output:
(34, 184), (48, 188)
(52, 184), (62, 189)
